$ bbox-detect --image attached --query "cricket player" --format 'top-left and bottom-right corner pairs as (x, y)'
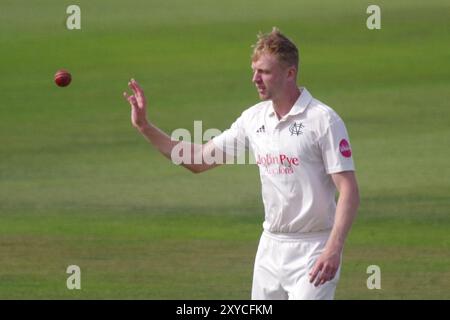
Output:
(123, 28), (360, 300)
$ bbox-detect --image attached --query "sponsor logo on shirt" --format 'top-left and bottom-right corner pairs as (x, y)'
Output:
(256, 153), (300, 175)
(256, 154), (300, 167)
(339, 139), (352, 158)
(289, 122), (304, 136)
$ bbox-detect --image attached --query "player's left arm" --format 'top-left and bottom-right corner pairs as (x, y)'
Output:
(309, 170), (360, 287)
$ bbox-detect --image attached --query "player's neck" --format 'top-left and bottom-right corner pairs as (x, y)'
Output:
(272, 86), (301, 120)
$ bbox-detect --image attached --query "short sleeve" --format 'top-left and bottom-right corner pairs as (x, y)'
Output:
(212, 113), (249, 157)
(319, 118), (355, 174)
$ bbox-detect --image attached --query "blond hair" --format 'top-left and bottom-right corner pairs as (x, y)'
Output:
(251, 27), (299, 69)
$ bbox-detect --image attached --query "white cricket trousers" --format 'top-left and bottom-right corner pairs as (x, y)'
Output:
(251, 230), (341, 300)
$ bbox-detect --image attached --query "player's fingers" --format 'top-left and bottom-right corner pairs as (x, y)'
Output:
(314, 277), (322, 287)
(319, 265), (335, 285)
(328, 273), (335, 281)
(129, 95), (138, 107)
(314, 270), (330, 287)
(131, 78), (144, 95)
(309, 263), (322, 283)
(314, 271), (324, 286)
(123, 92), (137, 105)
(128, 81), (138, 97)
(129, 80), (147, 108)
(319, 277), (327, 286)
(323, 264), (332, 275)
(325, 268), (337, 282)
(129, 79), (141, 97)
(123, 92), (132, 103)
(132, 79), (147, 105)
(324, 265), (337, 280)
(328, 267), (336, 279)
(309, 269), (317, 282)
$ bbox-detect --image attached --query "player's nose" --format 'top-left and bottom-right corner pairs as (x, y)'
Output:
(252, 71), (261, 84)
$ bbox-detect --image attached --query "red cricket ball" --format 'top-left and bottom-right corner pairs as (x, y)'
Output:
(54, 69), (72, 87)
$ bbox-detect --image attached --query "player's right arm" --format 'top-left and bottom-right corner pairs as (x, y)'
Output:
(123, 79), (221, 173)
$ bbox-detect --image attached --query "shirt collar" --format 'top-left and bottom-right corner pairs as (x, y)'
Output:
(268, 87), (312, 118)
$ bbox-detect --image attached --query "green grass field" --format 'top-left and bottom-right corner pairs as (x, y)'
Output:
(1, 0), (449, 299)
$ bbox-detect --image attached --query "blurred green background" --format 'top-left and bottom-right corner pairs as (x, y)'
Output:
(0, 0), (449, 299)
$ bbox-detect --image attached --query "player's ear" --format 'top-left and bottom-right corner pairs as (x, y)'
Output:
(287, 65), (297, 80)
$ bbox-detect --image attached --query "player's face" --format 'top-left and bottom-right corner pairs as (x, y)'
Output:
(251, 53), (289, 100)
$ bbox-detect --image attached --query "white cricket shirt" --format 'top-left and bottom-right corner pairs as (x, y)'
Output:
(212, 88), (355, 234)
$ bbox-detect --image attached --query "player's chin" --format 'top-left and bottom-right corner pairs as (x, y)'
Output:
(257, 91), (270, 100)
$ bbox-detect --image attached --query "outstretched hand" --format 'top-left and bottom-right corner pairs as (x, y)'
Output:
(123, 79), (149, 130)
